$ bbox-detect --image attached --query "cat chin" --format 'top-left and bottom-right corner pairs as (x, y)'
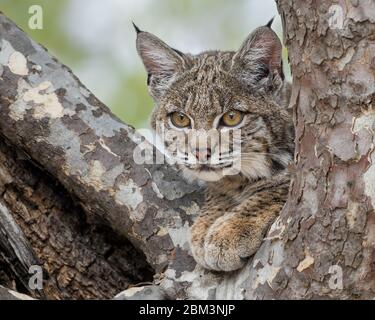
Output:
(181, 167), (225, 183)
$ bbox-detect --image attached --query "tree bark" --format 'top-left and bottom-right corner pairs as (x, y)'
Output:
(0, 135), (153, 299)
(1, 0), (375, 300)
(0, 13), (201, 299)
(176, 0), (375, 299)
(156, 0), (375, 299)
(268, 0), (375, 299)
(0, 285), (34, 300)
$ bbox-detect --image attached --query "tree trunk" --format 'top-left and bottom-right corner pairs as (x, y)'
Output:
(268, 0), (375, 298)
(1, 0), (375, 300)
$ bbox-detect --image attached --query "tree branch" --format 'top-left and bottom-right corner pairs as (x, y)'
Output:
(0, 13), (203, 277)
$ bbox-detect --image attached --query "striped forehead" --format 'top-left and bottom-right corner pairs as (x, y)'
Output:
(182, 55), (229, 117)
(183, 83), (222, 115)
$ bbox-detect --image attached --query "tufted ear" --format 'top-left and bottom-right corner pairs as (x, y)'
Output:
(134, 24), (189, 101)
(232, 23), (284, 87)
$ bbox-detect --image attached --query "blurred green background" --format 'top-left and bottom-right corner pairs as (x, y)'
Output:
(0, 0), (283, 129)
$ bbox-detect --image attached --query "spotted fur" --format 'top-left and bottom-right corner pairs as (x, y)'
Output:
(135, 22), (294, 271)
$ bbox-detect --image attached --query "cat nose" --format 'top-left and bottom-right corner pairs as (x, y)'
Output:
(193, 148), (211, 161)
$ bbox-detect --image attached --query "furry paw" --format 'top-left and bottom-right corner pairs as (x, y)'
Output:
(202, 216), (264, 272)
(189, 214), (220, 270)
(189, 205), (278, 272)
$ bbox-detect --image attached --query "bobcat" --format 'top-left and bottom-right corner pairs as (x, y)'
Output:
(134, 21), (294, 272)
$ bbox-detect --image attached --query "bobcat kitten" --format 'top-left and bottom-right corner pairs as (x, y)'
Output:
(135, 21), (294, 271)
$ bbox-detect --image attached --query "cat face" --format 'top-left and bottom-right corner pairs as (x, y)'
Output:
(135, 23), (294, 182)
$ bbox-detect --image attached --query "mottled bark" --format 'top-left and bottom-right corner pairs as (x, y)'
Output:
(0, 13), (201, 299)
(268, 0), (375, 299)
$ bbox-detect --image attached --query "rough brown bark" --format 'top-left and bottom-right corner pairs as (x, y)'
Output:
(0, 136), (152, 299)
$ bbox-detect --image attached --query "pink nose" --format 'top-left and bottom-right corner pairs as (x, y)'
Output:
(193, 148), (211, 161)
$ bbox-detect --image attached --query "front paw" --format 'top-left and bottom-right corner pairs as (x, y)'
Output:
(203, 216), (264, 272)
(189, 215), (220, 270)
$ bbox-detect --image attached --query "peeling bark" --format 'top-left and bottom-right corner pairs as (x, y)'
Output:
(265, 0), (375, 299)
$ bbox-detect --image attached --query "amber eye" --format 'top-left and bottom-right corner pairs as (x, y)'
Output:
(170, 112), (191, 128)
(221, 110), (243, 127)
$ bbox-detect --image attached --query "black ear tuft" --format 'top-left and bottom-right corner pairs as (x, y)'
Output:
(266, 17), (275, 28)
(280, 60), (285, 80)
(172, 47), (185, 58)
(132, 22), (142, 34)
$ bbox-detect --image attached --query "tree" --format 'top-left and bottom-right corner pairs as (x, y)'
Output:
(0, 0), (375, 300)
(0, 12), (202, 299)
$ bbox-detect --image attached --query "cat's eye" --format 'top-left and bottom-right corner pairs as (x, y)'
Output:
(221, 110), (244, 127)
(170, 112), (191, 128)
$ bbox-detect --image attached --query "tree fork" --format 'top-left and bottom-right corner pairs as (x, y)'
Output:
(0, 13), (202, 299)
